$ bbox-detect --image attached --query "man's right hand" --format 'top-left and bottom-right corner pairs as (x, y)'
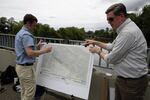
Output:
(43, 46), (52, 53)
(84, 39), (96, 47)
(37, 39), (47, 49)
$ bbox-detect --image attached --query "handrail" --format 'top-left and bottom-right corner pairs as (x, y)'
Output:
(0, 33), (149, 68)
(0, 33), (84, 48)
(0, 33), (106, 68)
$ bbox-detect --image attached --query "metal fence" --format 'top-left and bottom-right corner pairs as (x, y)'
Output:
(0, 34), (15, 50)
(0, 33), (105, 67)
(0, 33), (150, 68)
(0, 33), (84, 50)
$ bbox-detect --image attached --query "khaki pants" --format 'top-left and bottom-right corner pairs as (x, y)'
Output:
(16, 64), (36, 100)
(115, 75), (148, 100)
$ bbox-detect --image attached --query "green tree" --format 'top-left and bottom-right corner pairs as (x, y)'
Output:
(128, 5), (150, 46)
(10, 21), (23, 35)
(0, 17), (10, 33)
(57, 27), (86, 40)
(139, 5), (150, 46)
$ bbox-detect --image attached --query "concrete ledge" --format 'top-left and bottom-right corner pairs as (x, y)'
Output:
(0, 48), (16, 72)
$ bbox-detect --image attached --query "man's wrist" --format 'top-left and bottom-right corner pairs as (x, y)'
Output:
(98, 49), (102, 55)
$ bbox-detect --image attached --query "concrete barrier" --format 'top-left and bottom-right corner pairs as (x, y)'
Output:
(0, 49), (16, 72)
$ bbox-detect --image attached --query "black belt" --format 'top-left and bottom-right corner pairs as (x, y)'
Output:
(18, 63), (33, 66)
(117, 74), (147, 80)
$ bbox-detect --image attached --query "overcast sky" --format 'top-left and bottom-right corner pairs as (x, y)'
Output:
(0, 0), (150, 31)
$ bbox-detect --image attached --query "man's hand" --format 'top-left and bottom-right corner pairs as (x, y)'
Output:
(89, 46), (101, 54)
(42, 46), (52, 53)
(37, 39), (47, 49)
(84, 39), (96, 47)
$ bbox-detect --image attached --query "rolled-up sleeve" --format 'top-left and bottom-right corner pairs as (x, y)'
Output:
(22, 34), (34, 48)
(105, 32), (135, 64)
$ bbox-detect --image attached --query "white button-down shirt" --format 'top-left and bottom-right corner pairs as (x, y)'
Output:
(105, 18), (148, 78)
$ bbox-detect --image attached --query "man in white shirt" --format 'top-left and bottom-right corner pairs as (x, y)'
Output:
(85, 3), (148, 100)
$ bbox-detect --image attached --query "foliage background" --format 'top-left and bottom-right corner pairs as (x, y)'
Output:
(0, 5), (150, 46)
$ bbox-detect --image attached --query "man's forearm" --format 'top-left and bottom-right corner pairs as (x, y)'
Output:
(95, 41), (107, 49)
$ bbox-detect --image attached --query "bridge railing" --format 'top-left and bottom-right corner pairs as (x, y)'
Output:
(0, 33), (150, 69)
(0, 33), (84, 50)
(0, 33), (105, 68)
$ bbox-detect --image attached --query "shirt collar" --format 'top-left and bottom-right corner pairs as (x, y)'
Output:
(116, 18), (131, 34)
(22, 26), (32, 33)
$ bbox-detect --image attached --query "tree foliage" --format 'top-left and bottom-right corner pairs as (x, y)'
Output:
(0, 4), (150, 44)
(0, 17), (10, 33)
(56, 27), (86, 40)
(129, 5), (150, 46)
(139, 5), (150, 46)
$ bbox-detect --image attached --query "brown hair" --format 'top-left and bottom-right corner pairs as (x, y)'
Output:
(23, 14), (38, 24)
(105, 3), (127, 17)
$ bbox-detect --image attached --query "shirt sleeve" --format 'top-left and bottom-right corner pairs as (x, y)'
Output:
(106, 32), (135, 64)
(22, 34), (34, 48)
(106, 43), (113, 51)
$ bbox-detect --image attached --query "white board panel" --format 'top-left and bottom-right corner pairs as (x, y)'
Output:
(36, 43), (94, 99)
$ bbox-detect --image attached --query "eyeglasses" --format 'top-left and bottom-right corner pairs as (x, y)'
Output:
(107, 17), (115, 22)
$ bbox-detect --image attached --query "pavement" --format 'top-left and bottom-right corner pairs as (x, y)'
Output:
(0, 83), (65, 100)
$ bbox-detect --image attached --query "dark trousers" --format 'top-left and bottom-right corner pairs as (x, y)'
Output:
(115, 75), (148, 100)
(34, 85), (46, 100)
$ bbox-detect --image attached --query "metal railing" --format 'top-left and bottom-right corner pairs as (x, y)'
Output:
(0, 33), (85, 50)
(0, 34), (15, 50)
(0, 33), (106, 68)
(0, 33), (150, 69)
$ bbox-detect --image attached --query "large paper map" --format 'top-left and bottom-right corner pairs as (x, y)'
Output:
(36, 43), (94, 99)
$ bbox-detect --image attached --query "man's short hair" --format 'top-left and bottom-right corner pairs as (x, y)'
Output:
(23, 14), (38, 24)
(105, 3), (127, 17)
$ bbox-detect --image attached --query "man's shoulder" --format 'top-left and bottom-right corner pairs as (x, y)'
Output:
(16, 32), (33, 42)
(19, 30), (33, 38)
